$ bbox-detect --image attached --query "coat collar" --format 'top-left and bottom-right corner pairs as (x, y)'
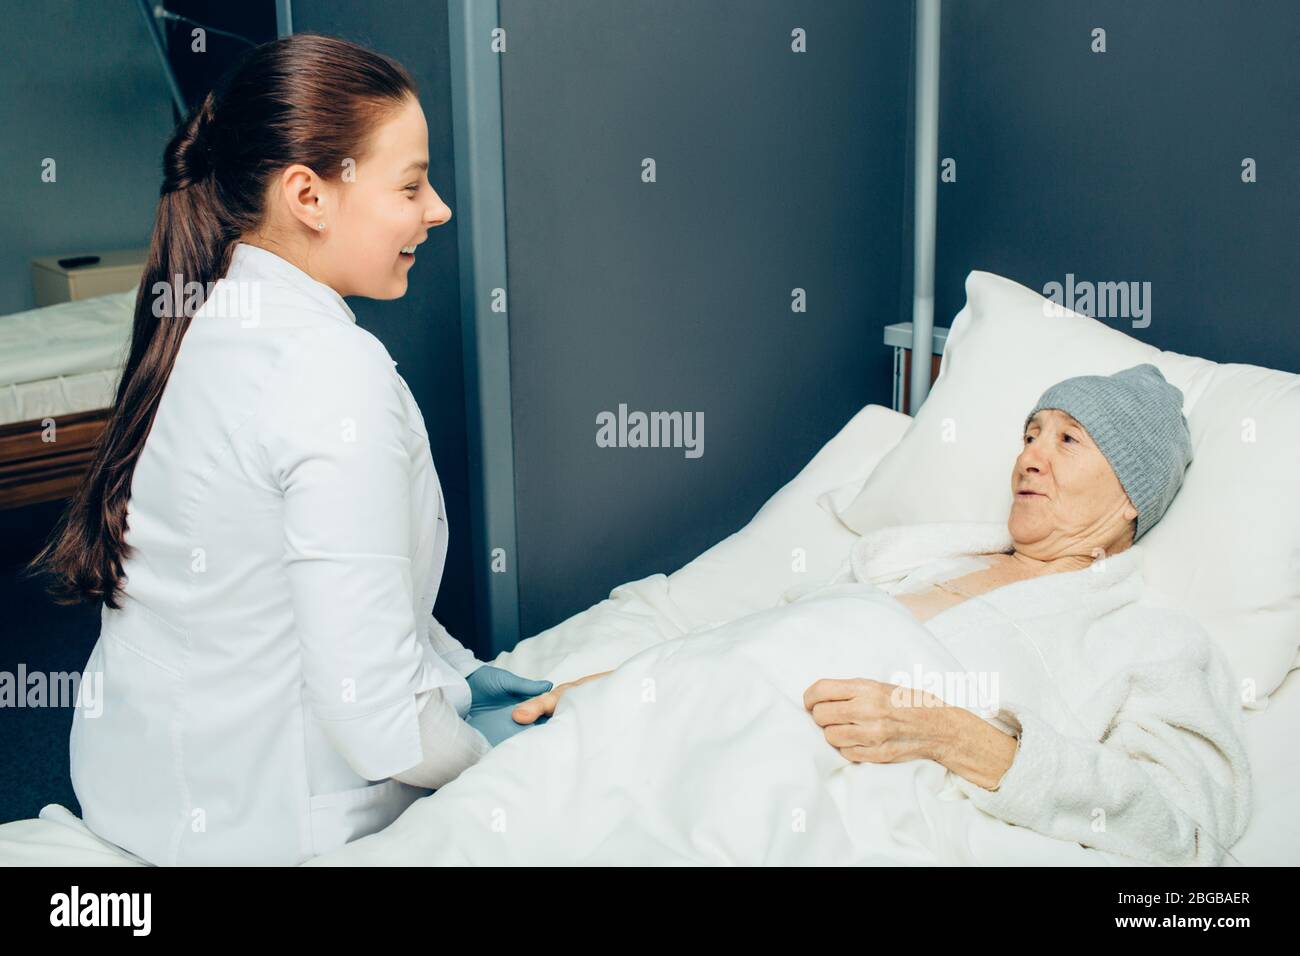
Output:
(225, 241), (357, 326)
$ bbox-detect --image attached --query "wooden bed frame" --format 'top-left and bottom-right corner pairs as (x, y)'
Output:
(0, 409), (109, 511)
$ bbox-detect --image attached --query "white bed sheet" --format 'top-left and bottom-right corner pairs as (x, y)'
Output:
(0, 292), (132, 426)
(2, 404), (1294, 865)
(0, 368), (121, 427)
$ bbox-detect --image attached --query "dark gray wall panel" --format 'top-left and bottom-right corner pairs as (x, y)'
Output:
(932, 0), (1298, 371)
(500, 0), (911, 635)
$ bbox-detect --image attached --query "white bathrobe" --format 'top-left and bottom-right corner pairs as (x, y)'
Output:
(795, 521), (1254, 866)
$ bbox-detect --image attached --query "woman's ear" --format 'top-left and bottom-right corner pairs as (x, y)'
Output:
(277, 163), (329, 233)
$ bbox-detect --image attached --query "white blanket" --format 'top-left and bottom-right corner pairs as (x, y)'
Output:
(309, 586), (1054, 864)
(311, 522), (1247, 866)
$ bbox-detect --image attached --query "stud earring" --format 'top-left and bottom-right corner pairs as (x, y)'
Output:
(317, 222), (325, 230)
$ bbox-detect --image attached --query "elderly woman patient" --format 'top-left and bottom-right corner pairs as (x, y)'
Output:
(333, 363), (1251, 868)
(502, 363), (1252, 866)
(796, 362), (1251, 865)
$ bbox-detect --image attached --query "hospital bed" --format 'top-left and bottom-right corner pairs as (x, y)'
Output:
(0, 292), (134, 510)
(1, 270), (1295, 866)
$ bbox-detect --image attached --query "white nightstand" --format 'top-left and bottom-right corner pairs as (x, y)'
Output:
(31, 247), (147, 306)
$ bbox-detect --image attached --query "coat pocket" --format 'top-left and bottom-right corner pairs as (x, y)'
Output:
(307, 778), (425, 858)
(100, 596), (188, 677)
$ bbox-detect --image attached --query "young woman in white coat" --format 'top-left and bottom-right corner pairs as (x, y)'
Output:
(28, 34), (607, 866)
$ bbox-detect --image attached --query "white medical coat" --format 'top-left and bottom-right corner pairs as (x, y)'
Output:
(70, 242), (482, 866)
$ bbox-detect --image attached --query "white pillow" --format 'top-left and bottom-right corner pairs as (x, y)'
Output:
(838, 270), (1300, 706)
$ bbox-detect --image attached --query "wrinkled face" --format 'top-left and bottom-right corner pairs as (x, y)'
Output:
(311, 95), (451, 299)
(1008, 408), (1138, 560)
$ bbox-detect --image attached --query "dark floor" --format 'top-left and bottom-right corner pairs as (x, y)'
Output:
(0, 499), (97, 824)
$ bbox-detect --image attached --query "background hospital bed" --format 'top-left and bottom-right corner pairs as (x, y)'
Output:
(0, 292), (133, 510)
(0, 403), (1295, 866)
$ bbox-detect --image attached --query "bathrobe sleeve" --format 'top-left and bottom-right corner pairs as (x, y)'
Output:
(260, 329), (454, 780)
(952, 611), (1252, 866)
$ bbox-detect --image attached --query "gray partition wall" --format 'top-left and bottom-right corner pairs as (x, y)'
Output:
(447, 1), (521, 655)
(497, 0), (912, 638)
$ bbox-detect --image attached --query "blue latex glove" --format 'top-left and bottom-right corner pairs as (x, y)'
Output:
(464, 665), (553, 745)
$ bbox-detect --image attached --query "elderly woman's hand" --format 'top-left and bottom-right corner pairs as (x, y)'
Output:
(804, 678), (951, 764)
(510, 670), (613, 725)
(803, 678), (1018, 790)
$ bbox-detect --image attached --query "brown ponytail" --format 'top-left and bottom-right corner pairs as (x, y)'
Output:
(24, 34), (417, 608)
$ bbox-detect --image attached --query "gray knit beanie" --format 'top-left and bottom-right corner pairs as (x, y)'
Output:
(1024, 363), (1193, 542)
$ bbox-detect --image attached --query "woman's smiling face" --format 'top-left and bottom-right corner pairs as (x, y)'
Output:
(1008, 408), (1138, 560)
(310, 94), (451, 299)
